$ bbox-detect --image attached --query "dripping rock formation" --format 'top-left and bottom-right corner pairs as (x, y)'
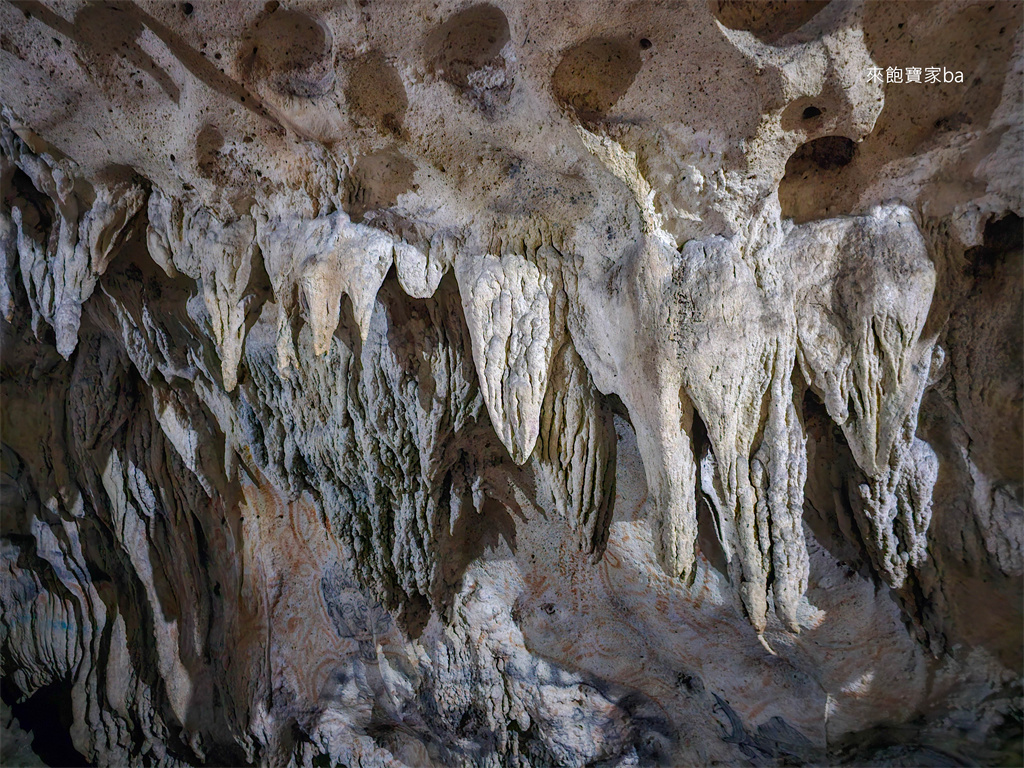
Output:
(1, 1), (1022, 766)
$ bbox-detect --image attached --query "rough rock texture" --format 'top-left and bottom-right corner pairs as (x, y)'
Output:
(0, 1), (1021, 766)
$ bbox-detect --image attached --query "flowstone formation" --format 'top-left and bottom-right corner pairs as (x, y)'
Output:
(0, 0), (1021, 766)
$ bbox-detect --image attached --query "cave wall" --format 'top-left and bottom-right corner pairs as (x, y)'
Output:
(0, 1), (1021, 766)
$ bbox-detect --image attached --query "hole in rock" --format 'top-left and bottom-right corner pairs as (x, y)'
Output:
(8, 168), (54, 233)
(778, 135), (857, 222)
(1, 678), (93, 767)
(791, 135), (855, 169)
(799, 387), (870, 573)
(251, 9), (334, 97)
(398, 593), (431, 640)
(345, 50), (408, 136)
(605, 392), (633, 425)
(781, 99), (827, 130)
(711, 0), (831, 43)
(425, 4), (512, 110)
(639, 37), (652, 49)
(552, 36), (642, 122)
(242, 245), (274, 336)
(692, 410), (729, 578)
(458, 704), (489, 739)
(966, 212), (1024, 279)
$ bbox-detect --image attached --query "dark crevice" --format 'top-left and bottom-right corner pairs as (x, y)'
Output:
(7, 168), (54, 233)
(1, 677), (93, 767)
(779, 135), (858, 222)
(791, 135), (856, 170)
(397, 593), (432, 640)
(692, 408), (729, 579)
(799, 386), (873, 579)
(604, 392), (633, 427)
(965, 212), (1023, 279)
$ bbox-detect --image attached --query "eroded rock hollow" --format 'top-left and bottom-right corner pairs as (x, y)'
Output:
(1, 0), (1021, 765)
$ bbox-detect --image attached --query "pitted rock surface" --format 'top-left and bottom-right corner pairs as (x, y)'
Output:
(1, 1), (1021, 766)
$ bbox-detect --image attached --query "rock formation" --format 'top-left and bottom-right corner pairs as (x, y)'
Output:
(0, 0), (1021, 766)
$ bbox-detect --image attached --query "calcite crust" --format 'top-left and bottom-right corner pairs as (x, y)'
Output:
(1, 1), (1021, 766)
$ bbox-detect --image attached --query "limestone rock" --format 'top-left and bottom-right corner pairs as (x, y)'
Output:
(0, 1), (1021, 766)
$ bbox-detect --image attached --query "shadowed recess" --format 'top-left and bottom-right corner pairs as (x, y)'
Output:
(424, 3), (512, 111)
(779, 135), (857, 222)
(552, 37), (642, 122)
(711, 0), (831, 43)
(345, 150), (418, 223)
(345, 50), (408, 136)
(251, 8), (334, 97)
